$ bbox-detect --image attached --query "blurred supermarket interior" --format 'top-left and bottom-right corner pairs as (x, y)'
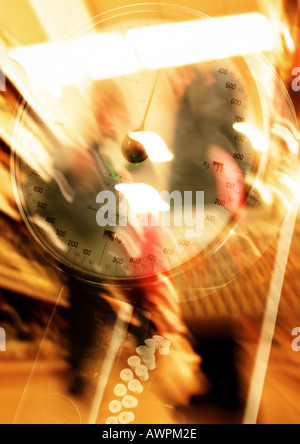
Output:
(0, 0), (300, 424)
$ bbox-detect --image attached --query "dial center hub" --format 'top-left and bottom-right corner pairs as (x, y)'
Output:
(122, 134), (148, 164)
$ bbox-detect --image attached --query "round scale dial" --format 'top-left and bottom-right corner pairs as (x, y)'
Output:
(12, 5), (268, 284)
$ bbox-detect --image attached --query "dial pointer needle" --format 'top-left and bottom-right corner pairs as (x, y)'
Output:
(122, 71), (160, 163)
(137, 70), (160, 131)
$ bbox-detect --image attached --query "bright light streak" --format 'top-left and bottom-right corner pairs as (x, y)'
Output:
(9, 34), (140, 88)
(280, 176), (300, 202)
(77, 34), (140, 80)
(278, 118), (300, 143)
(126, 13), (276, 70)
(33, 216), (68, 252)
(250, 177), (273, 205)
(272, 124), (299, 154)
(273, 188), (292, 210)
(281, 24), (295, 52)
(115, 183), (170, 214)
(9, 42), (85, 87)
(15, 127), (53, 182)
(128, 132), (173, 163)
(9, 13), (275, 88)
(48, 86), (62, 99)
(234, 123), (269, 152)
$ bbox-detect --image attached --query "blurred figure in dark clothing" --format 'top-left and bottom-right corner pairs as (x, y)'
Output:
(170, 65), (240, 204)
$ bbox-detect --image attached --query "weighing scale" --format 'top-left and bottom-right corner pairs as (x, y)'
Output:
(9, 4), (300, 424)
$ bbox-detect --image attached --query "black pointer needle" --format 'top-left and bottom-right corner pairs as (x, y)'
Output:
(122, 71), (160, 164)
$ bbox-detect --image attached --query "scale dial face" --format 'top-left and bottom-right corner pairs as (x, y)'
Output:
(12, 5), (265, 284)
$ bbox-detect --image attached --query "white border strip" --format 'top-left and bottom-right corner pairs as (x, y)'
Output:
(88, 304), (133, 425)
(243, 173), (300, 424)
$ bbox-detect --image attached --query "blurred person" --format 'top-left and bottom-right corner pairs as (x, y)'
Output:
(52, 79), (203, 401)
(169, 64), (245, 212)
(13, 65), (247, 406)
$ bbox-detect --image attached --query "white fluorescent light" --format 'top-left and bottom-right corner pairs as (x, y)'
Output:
(77, 34), (141, 80)
(126, 13), (276, 69)
(9, 13), (276, 88)
(9, 34), (141, 88)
